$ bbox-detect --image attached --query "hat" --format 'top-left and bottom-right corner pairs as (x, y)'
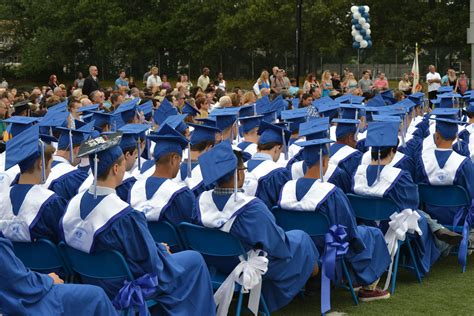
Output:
(117, 124), (149, 151)
(90, 111), (113, 130)
(464, 102), (474, 114)
(366, 94), (386, 107)
(56, 126), (92, 152)
(299, 118), (330, 140)
(182, 102), (200, 117)
(210, 107), (240, 131)
(431, 117), (465, 140)
(38, 110), (69, 131)
(363, 106), (380, 122)
(333, 118), (359, 139)
(195, 117), (217, 127)
(115, 99), (139, 123)
(312, 96), (334, 107)
(437, 86), (454, 94)
(198, 140), (237, 186)
(239, 115), (263, 134)
(153, 98), (178, 125)
(148, 123), (188, 161)
(3, 116), (39, 137)
(47, 101), (68, 114)
(138, 100), (153, 118)
(299, 138), (334, 168)
(239, 104), (257, 117)
(258, 121), (291, 145)
(255, 95), (271, 114)
(317, 101), (340, 118)
(365, 121), (400, 149)
(160, 114), (188, 134)
(281, 108), (308, 133)
(189, 123), (220, 146)
(334, 94), (364, 104)
(77, 104), (100, 114)
(380, 90), (397, 104)
(437, 92), (462, 108)
(430, 107), (459, 119)
(408, 92), (425, 106)
(12, 100), (31, 116)
(372, 115), (402, 123)
(5, 125), (43, 173)
(340, 104), (365, 119)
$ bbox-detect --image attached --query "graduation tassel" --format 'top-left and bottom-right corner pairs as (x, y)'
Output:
(147, 138), (152, 160)
(400, 120), (406, 148)
(137, 140), (142, 171)
(93, 153), (98, 199)
(187, 142), (192, 178)
(40, 140), (46, 184)
(233, 168), (238, 202)
(253, 103), (257, 116)
(457, 135), (461, 151)
(68, 129), (74, 163)
(49, 127), (53, 137)
(376, 149), (381, 183)
(319, 147), (324, 182)
(282, 129), (288, 160)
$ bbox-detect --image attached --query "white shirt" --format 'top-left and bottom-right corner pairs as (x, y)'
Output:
(426, 72), (441, 92)
(146, 75), (162, 89)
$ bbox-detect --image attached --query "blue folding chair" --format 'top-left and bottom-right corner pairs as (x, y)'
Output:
(418, 184), (471, 272)
(272, 207), (358, 306)
(178, 222), (271, 316)
(12, 239), (71, 280)
(147, 220), (183, 251)
(347, 193), (422, 294)
(58, 242), (157, 316)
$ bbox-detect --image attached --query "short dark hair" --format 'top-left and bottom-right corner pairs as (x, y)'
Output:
(123, 147), (136, 156)
(191, 141), (214, 152)
(257, 142), (281, 151)
(156, 152), (179, 165)
(97, 155), (124, 181)
(371, 146), (397, 161)
(23, 144), (56, 174)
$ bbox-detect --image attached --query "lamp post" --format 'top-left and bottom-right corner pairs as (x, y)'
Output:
(296, 0), (302, 86)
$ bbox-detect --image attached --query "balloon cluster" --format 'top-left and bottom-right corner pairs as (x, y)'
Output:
(351, 5), (372, 49)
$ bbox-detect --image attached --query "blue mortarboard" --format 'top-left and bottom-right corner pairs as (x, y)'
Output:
(195, 117), (217, 127)
(431, 117), (466, 139)
(437, 86), (454, 94)
(239, 104), (257, 118)
(56, 126), (91, 151)
(335, 94), (365, 104)
(39, 133), (58, 144)
(437, 92), (462, 108)
(380, 90), (397, 104)
(153, 98), (178, 125)
(239, 115), (263, 134)
(299, 138), (334, 170)
(77, 104), (100, 114)
(38, 110), (69, 131)
(6, 125), (42, 172)
(161, 114), (188, 134)
(292, 98), (299, 109)
(317, 102), (340, 118)
(430, 107), (459, 119)
(464, 102), (474, 113)
(210, 107), (240, 131)
(395, 98), (416, 112)
(340, 104), (365, 119)
(364, 106), (380, 122)
(333, 118), (359, 139)
(115, 99), (139, 123)
(261, 110), (278, 123)
(148, 123), (189, 161)
(365, 121), (400, 148)
(198, 140), (237, 186)
(117, 124), (149, 150)
(3, 116), (39, 137)
(189, 123), (220, 145)
(299, 117), (330, 140)
(372, 115), (402, 123)
(281, 109), (308, 133)
(90, 111), (113, 129)
(82, 113), (94, 123)
(366, 94), (387, 107)
(182, 102), (200, 117)
(376, 106), (406, 117)
(255, 96), (271, 114)
(138, 100), (153, 118)
(258, 121), (291, 145)
(268, 95), (287, 113)
(408, 92), (425, 105)
(47, 101), (68, 114)
(312, 96), (334, 107)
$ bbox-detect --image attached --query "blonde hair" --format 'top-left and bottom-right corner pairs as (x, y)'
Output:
(322, 70), (331, 82)
(259, 71), (269, 82)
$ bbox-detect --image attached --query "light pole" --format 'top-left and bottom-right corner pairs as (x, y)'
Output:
(296, 0), (302, 86)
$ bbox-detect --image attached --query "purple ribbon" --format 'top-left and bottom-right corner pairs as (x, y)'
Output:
(113, 273), (158, 316)
(452, 200), (474, 270)
(321, 225), (349, 314)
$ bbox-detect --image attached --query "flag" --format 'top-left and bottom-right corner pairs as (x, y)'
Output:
(411, 43), (419, 93)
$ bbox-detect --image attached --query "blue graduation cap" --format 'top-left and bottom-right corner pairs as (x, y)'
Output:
(77, 104), (100, 114)
(239, 104), (257, 118)
(153, 98), (178, 125)
(340, 104), (365, 119)
(394, 98), (416, 112)
(437, 92), (462, 108)
(333, 118), (360, 139)
(299, 117), (330, 140)
(317, 101), (340, 118)
(372, 115), (402, 123)
(335, 94), (364, 104)
(195, 117), (217, 127)
(38, 110), (69, 135)
(138, 100), (153, 118)
(182, 102), (200, 117)
(364, 106), (380, 122)
(408, 92), (425, 106)
(312, 96), (334, 107)
(210, 107), (240, 131)
(239, 115), (263, 134)
(299, 138), (334, 180)
(115, 99), (140, 123)
(47, 100), (68, 114)
(430, 107), (459, 119)
(366, 94), (386, 107)
(376, 105), (406, 117)
(258, 121), (291, 145)
(3, 116), (40, 138)
(160, 114), (188, 134)
(5, 125), (44, 177)
(366, 121), (400, 149)
(261, 110), (278, 123)
(437, 86), (454, 94)
(198, 140), (237, 187)
(281, 109), (308, 133)
(82, 113), (94, 123)
(189, 123), (220, 146)
(380, 90), (397, 105)
(90, 111), (114, 130)
(464, 102), (474, 113)
(148, 123), (189, 161)
(430, 117), (466, 140)
(255, 95), (271, 114)
(56, 126), (92, 163)
(116, 123), (149, 171)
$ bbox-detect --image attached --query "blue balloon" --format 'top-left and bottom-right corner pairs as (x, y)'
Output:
(364, 35), (371, 41)
(363, 12), (370, 19)
(351, 18), (358, 25)
(366, 17), (371, 24)
(353, 42), (361, 49)
(367, 40), (373, 48)
(358, 6), (365, 13)
(359, 29), (367, 36)
(355, 24), (362, 30)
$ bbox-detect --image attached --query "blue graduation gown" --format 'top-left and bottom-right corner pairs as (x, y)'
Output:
(7, 184), (66, 243)
(292, 162), (352, 193)
(195, 192), (318, 312)
(116, 176), (137, 202)
(237, 141), (254, 151)
(49, 160), (89, 201)
(179, 162), (213, 197)
(0, 237), (117, 315)
(69, 191), (215, 315)
(247, 159), (292, 209)
(357, 166), (440, 275)
(329, 143), (363, 177)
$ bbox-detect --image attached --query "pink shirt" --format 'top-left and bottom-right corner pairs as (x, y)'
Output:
(374, 78), (389, 89)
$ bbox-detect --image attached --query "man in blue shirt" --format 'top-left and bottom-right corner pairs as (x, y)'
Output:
(114, 69), (129, 91)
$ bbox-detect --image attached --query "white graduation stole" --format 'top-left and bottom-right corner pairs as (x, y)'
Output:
(329, 144), (357, 166)
(421, 149), (466, 185)
(243, 143), (258, 157)
(279, 179), (335, 211)
(291, 161), (305, 180)
(329, 125), (337, 141)
(469, 132), (474, 161)
(288, 142), (303, 159)
(323, 163), (337, 182)
(44, 157), (77, 189)
(353, 164), (402, 198)
(198, 191), (256, 232)
(130, 178), (186, 221)
(62, 191), (130, 253)
(361, 148), (405, 167)
(357, 130), (367, 141)
(174, 165), (204, 191)
(243, 160), (283, 197)
(0, 185), (55, 242)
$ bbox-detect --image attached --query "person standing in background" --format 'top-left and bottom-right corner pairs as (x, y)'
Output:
(426, 65), (441, 107)
(197, 67), (210, 90)
(82, 65), (100, 97)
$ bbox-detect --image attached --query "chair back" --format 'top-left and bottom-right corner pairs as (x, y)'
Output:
(178, 223), (245, 257)
(347, 193), (399, 221)
(272, 206), (330, 237)
(418, 184), (470, 208)
(59, 242), (133, 280)
(13, 239), (70, 274)
(147, 221), (183, 249)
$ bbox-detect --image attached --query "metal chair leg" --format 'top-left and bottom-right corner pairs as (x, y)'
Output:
(341, 260), (358, 306)
(391, 245), (401, 295)
(405, 237), (422, 283)
(235, 290), (244, 316)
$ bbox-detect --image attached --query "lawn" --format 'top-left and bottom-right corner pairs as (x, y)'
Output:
(271, 255), (474, 315)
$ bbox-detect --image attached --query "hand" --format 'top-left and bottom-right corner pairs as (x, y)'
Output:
(161, 242), (172, 254)
(48, 273), (64, 284)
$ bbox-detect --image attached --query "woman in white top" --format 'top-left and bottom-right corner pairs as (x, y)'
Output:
(217, 72), (226, 91)
(146, 66), (162, 89)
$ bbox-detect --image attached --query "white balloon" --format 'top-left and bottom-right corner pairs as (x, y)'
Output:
(359, 17), (366, 25)
(352, 24), (356, 30)
(353, 12), (361, 20)
(366, 29), (371, 35)
(351, 30), (358, 37)
(360, 40), (368, 48)
(355, 35), (363, 42)
(351, 6), (359, 13)
(363, 23), (370, 30)
(364, 6), (370, 12)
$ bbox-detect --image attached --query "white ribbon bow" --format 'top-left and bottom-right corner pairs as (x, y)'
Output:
(383, 209), (422, 290)
(214, 249), (269, 316)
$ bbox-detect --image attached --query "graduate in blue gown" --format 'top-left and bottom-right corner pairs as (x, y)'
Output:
(0, 126), (66, 244)
(178, 123), (220, 197)
(44, 123), (93, 200)
(457, 103), (474, 158)
(278, 137), (391, 300)
(237, 115), (262, 157)
(60, 133), (216, 315)
(210, 107), (241, 142)
(0, 237), (117, 315)
(352, 121), (458, 276)
(329, 118), (363, 177)
(129, 124), (195, 226)
(243, 121), (292, 209)
(194, 141), (319, 312)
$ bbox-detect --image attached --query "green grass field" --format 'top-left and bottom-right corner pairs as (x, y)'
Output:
(270, 255), (474, 315)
